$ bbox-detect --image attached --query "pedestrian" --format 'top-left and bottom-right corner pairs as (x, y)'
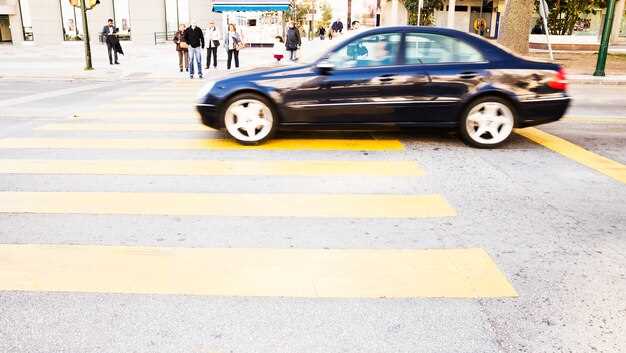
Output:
(184, 21), (205, 79)
(205, 21), (221, 69)
(273, 35), (284, 63)
(331, 18), (344, 36)
(101, 19), (121, 65)
(351, 20), (360, 30)
(285, 21), (301, 62)
(173, 24), (188, 72)
(318, 26), (326, 40)
(224, 23), (243, 70)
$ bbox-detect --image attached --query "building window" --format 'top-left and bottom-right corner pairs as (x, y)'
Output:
(18, 0), (34, 41)
(165, 0), (189, 37)
(59, 0), (83, 41)
(113, 0), (131, 40)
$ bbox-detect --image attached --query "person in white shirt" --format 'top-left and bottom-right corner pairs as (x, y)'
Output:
(273, 36), (284, 63)
(205, 21), (221, 69)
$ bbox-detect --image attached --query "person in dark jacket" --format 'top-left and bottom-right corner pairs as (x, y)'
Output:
(318, 26), (326, 40)
(285, 22), (301, 62)
(173, 24), (188, 72)
(331, 19), (344, 35)
(101, 19), (120, 65)
(183, 22), (205, 79)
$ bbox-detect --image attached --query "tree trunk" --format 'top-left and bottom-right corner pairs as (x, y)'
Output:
(347, 0), (352, 29)
(497, 0), (535, 55)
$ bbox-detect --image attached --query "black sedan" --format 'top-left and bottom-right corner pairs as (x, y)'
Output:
(196, 26), (570, 148)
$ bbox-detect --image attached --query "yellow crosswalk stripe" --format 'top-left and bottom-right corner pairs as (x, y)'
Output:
(73, 111), (196, 118)
(516, 127), (626, 184)
(115, 97), (196, 104)
(101, 103), (194, 110)
(0, 192), (455, 218)
(0, 245), (515, 298)
(0, 159), (424, 176)
(0, 138), (405, 151)
(36, 123), (211, 132)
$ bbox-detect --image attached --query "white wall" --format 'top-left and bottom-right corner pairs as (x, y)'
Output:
(29, 0), (63, 44)
(189, 0), (221, 31)
(128, 0), (165, 45)
(381, 0), (407, 26)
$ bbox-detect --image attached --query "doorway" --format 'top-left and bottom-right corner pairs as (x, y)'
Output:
(0, 15), (12, 43)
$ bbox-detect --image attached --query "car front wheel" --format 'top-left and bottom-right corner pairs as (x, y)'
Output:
(460, 97), (516, 148)
(222, 93), (277, 145)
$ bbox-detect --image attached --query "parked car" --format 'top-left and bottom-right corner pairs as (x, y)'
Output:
(196, 26), (570, 148)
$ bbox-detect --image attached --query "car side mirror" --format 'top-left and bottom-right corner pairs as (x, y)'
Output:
(316, 60), (335, 75)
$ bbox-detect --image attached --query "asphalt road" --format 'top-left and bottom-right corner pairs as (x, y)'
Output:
(0, 79), (625, 353)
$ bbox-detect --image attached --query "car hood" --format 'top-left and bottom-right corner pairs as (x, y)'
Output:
(219, 64), (314, 82)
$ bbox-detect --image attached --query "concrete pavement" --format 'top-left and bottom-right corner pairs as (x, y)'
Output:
(0, 78), (625, 353)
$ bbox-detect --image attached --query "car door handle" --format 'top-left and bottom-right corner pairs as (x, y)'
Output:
(375, 74), (396, 82)
(458, 71), (479, 79)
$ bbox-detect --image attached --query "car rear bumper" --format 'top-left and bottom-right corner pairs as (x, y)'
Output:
(517, 96), (571, 127)
(196, 103), (220, 129)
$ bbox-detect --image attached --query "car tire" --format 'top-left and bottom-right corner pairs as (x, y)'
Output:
(459, 96), (517, 149)
(221, 93), (278, 145)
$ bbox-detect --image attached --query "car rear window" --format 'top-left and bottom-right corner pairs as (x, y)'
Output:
(405, 33), (485, 65)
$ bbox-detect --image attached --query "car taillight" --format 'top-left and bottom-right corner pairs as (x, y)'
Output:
(548, 67), (567, 91)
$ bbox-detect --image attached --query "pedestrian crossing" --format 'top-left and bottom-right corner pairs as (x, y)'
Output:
(0, 82), (517, 299)
(0, 159), (425, 176)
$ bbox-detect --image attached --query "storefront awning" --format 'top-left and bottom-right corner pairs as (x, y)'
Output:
(212, 0), (290, 13)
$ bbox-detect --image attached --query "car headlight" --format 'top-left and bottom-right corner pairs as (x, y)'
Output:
(197, 80), (216, 101)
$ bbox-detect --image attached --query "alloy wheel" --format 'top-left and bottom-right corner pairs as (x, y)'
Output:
(224, 99), (274, 143)
(465, 101), (514, 145)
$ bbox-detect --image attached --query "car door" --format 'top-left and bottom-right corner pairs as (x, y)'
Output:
(397, 32), (489, 124)
(305, 31), (417, 124)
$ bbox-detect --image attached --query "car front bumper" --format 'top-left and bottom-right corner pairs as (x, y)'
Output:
(196, 103), (220, 129)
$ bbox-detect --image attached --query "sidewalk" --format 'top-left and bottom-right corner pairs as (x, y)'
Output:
(2, 39), (626, 84)
(0, 41), (284, 81)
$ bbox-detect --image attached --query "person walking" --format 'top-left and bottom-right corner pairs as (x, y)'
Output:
(318, 26), (326, 40)
(331, 18), (344, 36)
(224, 23), (242, 70)
(285, 22), (301, 62)
(184, 22), (204, 79)
(101, 19), (120, 65)
(173, 24), (188, 72)
(205, 21), (221, 69)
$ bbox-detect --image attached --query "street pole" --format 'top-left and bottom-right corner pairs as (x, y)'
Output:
(79, 0), (93, 70)
(594, 0), (617, 77)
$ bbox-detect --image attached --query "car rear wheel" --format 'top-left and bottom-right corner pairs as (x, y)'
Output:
(460, 97), (516, 148)
(222, 93), (277, 145)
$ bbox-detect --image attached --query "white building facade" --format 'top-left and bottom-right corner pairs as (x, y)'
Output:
(0, 0), (288, 46)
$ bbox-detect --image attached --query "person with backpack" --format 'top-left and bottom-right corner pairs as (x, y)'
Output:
(285, 21), (301, 62)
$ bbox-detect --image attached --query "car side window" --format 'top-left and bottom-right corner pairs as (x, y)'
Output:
(327, 33), (402, 69)
(404, 33), (484, 65)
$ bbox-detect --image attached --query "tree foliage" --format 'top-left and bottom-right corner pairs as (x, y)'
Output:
(286, 0), (314, 29)
(399, 0), (444, 26)
(318, 1), (333, 29)
(538, 0), (607, 35)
